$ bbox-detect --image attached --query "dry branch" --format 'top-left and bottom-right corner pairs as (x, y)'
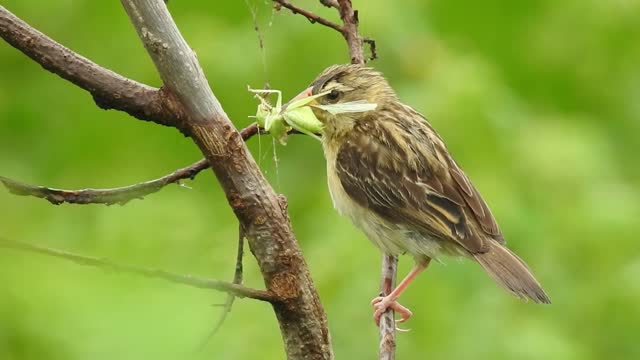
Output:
(0, 124), (260, 205)
(1, 0), (387, 358)
(0, 237), (274, 302)
(0, 166), (206, 205)
(0, 5), (188, 131)
(337, 0), (363, 64)
(319, 0), (340, 9)
(273, 0), (344, 33)
(203, 225), (247, 345)
(378, 255), (398, 359)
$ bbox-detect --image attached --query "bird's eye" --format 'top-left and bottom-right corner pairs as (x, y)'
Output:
(326, 89), (341, 102)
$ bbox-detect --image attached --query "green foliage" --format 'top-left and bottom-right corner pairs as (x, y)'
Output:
(1, 0), (639, 359)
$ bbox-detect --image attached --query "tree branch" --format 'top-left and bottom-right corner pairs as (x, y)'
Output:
(120, 1), (332, 358)
(319, 0), (340, 9)
(336, 0), (363, 64)
(0, 5), (187, 131)
(273, 0), (344, 34)
(378, 255), (398, 360)
(0, 237), (275, 302)
(1, 0), (383, 357)
(202, 224), (246, 346)
(0, 164), (206, 205)
(0, 124), (260, 206)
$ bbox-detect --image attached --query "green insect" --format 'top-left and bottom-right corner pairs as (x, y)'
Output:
(248, 87), (377, 145)
(248, 87), (327, 144)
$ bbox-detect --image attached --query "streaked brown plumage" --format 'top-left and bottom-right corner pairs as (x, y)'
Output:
(291, 64), (550, 325)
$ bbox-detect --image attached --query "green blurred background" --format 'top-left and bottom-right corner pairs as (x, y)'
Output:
(1, 0), (639, 359)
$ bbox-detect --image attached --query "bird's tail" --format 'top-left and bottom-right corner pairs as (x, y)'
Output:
(473, 241), (551, 304)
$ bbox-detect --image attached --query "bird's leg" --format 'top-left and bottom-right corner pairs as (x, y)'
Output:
(371, 258), (431, 326)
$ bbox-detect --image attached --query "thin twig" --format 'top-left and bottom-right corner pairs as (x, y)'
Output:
(0, 164), (207, 206)
(204, 224), (246, 343)
(379, 255), (398, 360)
(0, 237), (275, 302)
(272, 0), (344, 34)
(363, 37), (378, 62)
(0, 124), (261, 205)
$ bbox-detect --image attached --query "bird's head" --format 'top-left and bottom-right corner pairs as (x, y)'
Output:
(287, 64), (396, 139)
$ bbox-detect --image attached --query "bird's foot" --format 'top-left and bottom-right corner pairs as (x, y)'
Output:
(371, 295), (413, 326)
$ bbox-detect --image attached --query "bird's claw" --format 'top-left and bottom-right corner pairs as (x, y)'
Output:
(371, 295), (413, 326)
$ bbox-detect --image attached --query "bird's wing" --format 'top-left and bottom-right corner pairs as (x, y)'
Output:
(335, 112), (503, 255)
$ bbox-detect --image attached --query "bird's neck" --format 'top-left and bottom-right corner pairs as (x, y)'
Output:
(320, 113), (358, 143)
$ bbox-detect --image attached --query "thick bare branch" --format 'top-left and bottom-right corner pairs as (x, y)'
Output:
(0, 124), (260, 206)
(0, 237), (275, 302)
(273, 0), (344, 34)
(120, 1), (332, 358)
(0, 5), (186, 130)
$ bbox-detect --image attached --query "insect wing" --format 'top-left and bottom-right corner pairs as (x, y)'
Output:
(313, 100), (377, 115)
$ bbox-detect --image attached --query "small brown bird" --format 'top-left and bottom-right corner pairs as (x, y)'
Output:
(289, 64), (550, 325)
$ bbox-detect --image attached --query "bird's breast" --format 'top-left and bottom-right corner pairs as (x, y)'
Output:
(322, 140), (417, 256)
(323, 140), (355, 218)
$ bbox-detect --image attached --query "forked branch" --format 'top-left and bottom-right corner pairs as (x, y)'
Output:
(119, 0), (333, 358)
(273, 0), (343, 33)
(0, 0), (385, 358)
(272, 0), (375, 63)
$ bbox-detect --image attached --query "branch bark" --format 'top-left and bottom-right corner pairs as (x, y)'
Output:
(119, 1), (332, 359)
(337, 0), (364, 64)
(274, 0), (343, 33)
(378, 255), (398, 359)
(319, 0), (340, 9)
(0, 166), (206, 205)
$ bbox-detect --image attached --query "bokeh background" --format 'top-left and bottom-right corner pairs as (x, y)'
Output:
(1, 0), (639, 359)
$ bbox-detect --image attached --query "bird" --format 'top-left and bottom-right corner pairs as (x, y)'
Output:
(287, 64), (551, 326)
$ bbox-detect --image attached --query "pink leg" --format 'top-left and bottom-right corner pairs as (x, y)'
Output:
(371, 259), (431, 326)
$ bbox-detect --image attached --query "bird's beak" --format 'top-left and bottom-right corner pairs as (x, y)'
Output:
(291, 86), (314, 102)
(284, 86), (315, 110)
